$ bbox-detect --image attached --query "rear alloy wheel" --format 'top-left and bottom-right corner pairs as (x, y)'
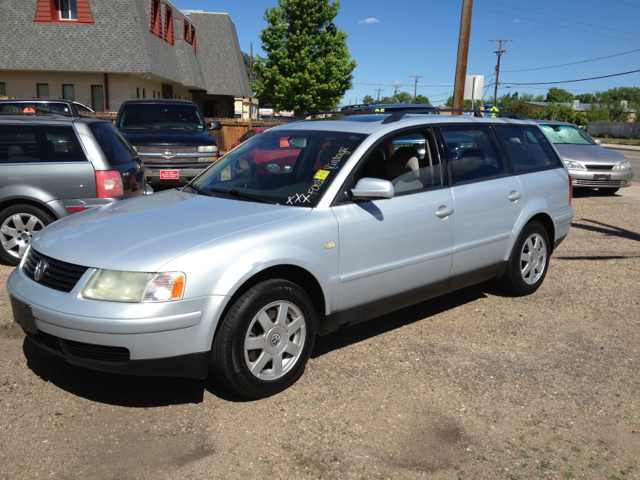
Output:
(211, 279), (316, 398)
(497, 221), (550, 296)
(0, 205), (53, 266)
(598, 188), (619, 196)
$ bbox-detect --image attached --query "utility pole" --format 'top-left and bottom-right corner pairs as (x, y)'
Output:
(409, 75), (423, 103)
(393, 85), (398, 103)
(375, 88), (383, 102)
(452, 0), (473, 114)
(490, 38), (511, 106)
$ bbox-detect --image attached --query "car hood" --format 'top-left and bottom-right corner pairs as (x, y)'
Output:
(120, 130), (215, 146)
(553, 144), (628, 165)
(32, 190), (310, 272)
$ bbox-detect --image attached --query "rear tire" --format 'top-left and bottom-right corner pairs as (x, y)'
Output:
(598, 188), (619, 195)
(211, 279), (316, 398)
(497, 221), (550, 296)
(0, 205), (53, 266)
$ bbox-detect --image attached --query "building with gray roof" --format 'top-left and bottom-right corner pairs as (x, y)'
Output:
(0, 0), (252, 115)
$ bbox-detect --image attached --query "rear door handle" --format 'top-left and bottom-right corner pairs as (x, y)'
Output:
(508, 190), (522, 202)
(435, 205), (454, 218)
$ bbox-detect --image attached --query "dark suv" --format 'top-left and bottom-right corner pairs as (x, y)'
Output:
(0, 114), (147, 265)
(116, 100), (222, 187)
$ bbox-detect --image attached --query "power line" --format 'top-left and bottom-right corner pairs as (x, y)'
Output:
(501, 68), (640, 86)
(501, 47), (640, 73)
(353, 82), (454, 87)
(479, 0), (640, 39)
(438, 0), (640, 44)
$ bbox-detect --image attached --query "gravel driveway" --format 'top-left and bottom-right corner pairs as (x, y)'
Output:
(1, 189), (639, 480)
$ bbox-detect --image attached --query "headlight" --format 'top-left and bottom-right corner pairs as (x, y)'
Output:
(82, 270), (185, 303)
(563, 160), (585, 170)
(197, 157), (213, 162)
(197, 145), (218, 153)
(614, 161), (631, 170)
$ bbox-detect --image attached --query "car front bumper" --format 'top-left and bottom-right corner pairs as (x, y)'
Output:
(7, 265), (228, 379)
(570, 168), (633, 188)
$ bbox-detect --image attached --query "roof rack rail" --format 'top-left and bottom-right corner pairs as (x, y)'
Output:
(289, 108), (525, 124)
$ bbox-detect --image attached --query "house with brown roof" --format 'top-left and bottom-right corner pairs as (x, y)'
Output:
(0, 0), (252, 115)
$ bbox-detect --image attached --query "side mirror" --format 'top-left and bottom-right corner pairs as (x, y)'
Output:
(593, 138), (602, 145)
(351, 178), (394, 200)
(208, 121), (222, 131)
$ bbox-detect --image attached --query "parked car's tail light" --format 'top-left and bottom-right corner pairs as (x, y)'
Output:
(82, 270), (186, 303)
(568, 175), (572, 206)
(95, 170), (124, 197)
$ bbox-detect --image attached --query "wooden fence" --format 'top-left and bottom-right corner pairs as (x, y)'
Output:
(83, 113), (288, 154)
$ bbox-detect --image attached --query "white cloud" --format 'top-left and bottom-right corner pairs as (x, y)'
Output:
(514, 19), (520, 22)
(359, 18), (380, 24)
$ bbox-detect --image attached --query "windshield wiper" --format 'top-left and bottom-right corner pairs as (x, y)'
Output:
(166, 126), (197, 130)
(209, 187), (271, 204)
(123, 124), (159, 129)
(187, 184), (213, 196)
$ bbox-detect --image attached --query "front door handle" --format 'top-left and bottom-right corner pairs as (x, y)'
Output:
(508, 190), (522, 202)
(435, 205), (454, 218)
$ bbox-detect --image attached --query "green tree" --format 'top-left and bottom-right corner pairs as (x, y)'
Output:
(253, 0), (357, 115)
(361, 95), (375, 104)
(394, 91), (414, 104)
(536, 103), (586, 126)
(545, 87), (574, 103)
(574, 93), (597, 104)
(414, 94), (431, 104)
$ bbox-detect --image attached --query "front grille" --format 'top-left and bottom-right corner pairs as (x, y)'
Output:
(574, 179), (624, 187)
(585, 165), (614, 170)
(137, 146), (197, 154)
(26, 330), (130, 363)
(23, 248), (89, 293)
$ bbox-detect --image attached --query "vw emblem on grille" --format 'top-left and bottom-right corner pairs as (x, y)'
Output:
(162, 151), (174, 159)
(34, 259), (49, 282)
(270, 333), (281, 347)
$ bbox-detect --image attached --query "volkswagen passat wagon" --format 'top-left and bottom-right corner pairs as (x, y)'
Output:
(8, 111), (574, 398)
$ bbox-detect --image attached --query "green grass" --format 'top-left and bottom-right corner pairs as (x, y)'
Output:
(563, 472), (574, 478)
(537, 461), (552, 470)
(521, 451), (530, 459)
(561, 456), (569, 462)
(571, 446), (581, 453)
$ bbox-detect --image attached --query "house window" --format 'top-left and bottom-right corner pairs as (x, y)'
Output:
(191, 26), (196, 52)
(37, 84), (49, 98)
(0, 83), (6, 96)
(136, 87), (140, 99)
(91, 85), (104, 112)
(150, 0), (162, 38)
(153, 91), (156, 99)
(62, 84), (75, 101)
(183, 20), (190, 42)
(164, 6), (174, 45)
(58, 0), (77, 20)
(143, 89), (146, 99)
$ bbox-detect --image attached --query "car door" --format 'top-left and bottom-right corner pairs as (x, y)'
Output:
(331, 128), (455, 313)
(439, 125), (523, 283)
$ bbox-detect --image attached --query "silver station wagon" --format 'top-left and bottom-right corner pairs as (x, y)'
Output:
(8, 111), (574, 398)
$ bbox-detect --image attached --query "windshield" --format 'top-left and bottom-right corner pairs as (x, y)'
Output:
(117, 103), (206, 131)
(185, 129), (367, 206)
(539, 124), (594, 145)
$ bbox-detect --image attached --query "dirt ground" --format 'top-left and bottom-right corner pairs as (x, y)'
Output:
(1, 189), (639, 480)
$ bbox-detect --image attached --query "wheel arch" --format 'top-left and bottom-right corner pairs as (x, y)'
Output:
(528, 212), (555, 253)
(0, 197), (59, 222)
(212, 264), (327, 343)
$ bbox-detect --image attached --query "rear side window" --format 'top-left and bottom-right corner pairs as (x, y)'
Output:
(495, 125), (561, 173)
(0, 125), (86, 163)
(441, 126), (507, 184)
(88, 122), (137, 166)
(0, 102), (72, 116)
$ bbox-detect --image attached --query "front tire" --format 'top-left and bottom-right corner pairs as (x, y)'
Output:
(497, 221), (550, 296)
(0, 205), (54, 266)
(211, 279), (316, 398)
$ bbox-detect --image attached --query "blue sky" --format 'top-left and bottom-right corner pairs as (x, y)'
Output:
(173, 0), (640, 106)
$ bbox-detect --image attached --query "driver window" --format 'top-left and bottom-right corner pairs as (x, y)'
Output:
(355, 129), (441, 195)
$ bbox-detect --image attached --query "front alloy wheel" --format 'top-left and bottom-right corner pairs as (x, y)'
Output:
(211, 279), (316, 398)
(244, 301), (307, 381)
(0, 205), (53, 266)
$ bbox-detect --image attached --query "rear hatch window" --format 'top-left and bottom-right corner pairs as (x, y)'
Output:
(88, 122), (138, 166)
